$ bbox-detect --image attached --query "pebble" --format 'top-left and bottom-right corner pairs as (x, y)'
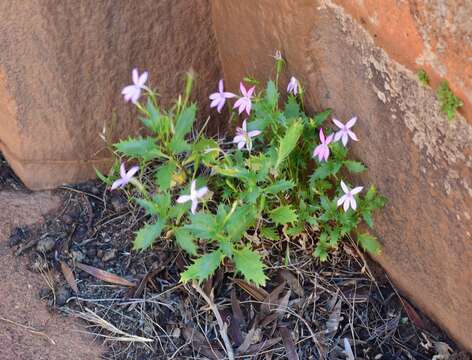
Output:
(71, 249), (85, 262)
(55, 286), (71, 306)
(102, 249), (117, 262)
(36, 236), (56, 253)
(111, 193), (128, 213)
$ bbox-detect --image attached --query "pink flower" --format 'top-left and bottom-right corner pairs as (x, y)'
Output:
(233, 119), (261, 151)
(111, 163), (139, 190)
(233, 82), (255, 115)
(287, 76), (299, 95)
(176, 180), (209, 214)
(337, 180), (363, 212)
(313, 128), (334, 162)
(333, 117), (358, 146)
(121, 68), (148, 104)
(209, 79), (236, 113)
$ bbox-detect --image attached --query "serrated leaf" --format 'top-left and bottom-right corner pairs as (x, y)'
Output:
(331, 142), (348, 160)
(313, 109), (332, 127)
(357, 232), (381, 255)
(155, 161), (177, 190)
(314, 243), (329, 261)
(175, 228), (197, 256)
(344, 160), (367, 173)
(115, 137), (160, 160)
(264, 180), (295, 194)
(226, 205), (257, 241)
(284, 96), (301, 120)
(95, 167), (111, 185)
(312, 161), (342, 180)
(233, 247), (267, 286)
(265, 80), (279, 109)
(180, 250), (223, 283)
(185, 213), (218, 240)
(275, 120), (303, 169)
(169, 136), (191, 154)
(362, 209), (374, 228)
(174, 104), (196, 139)
(270, 205), (298, 225)
(135, 198), (160, 216)
(133, 219), (165, 251)
(260, 226), (279, 241)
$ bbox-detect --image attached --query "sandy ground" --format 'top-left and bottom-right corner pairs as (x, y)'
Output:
(0, 190), (103, 360)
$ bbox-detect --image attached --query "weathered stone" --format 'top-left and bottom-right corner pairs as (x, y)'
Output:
(0, 0), (221, 190)
(212, 0), (472, 350)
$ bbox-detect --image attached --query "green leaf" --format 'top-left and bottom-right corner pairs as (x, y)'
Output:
(313, 242), (329, 261)
(175, 228), (197, 256)
(344, 160), (367, 173)
(312, 161), (342, 180)
(270, 205), (298, 225)
(284, 96), (301, 120)
(133, 219), (165, 251)
(180, 250), (223, 283)
(155, 161), (177, 190)
(357, 232), (381, 255)
(185, 213), (218, 240)
(226, 205), (257, 241)
(135, 198), (160, 216)
(260, 226), (279, 241)
(265, 80), (279, 109)
(174, 104), (196, 139)
(94, 167), (111, 185)
(275, 120), (303, 169)
(362, 209), (373, 228)
(233, 247), (267, 286)
(313, 109), (332, 127)
(115, 137), (159, 160)
(169, 137), (191, 154)
(264, 180), (295, 194)
(331, 142), (348, 160)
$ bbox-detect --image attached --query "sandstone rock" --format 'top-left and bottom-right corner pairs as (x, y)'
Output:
(0, 0), (221, 190)
(211, 0), (472, 350)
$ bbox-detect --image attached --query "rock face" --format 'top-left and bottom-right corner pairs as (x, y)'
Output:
(212, 0), (472, 350)
(0, 0), (221, 190)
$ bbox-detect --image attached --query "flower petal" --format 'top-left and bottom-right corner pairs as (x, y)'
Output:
(343, 197), (350, 212)
(195, 186), (208, 198)
(120, 163), (127, 178)
(111, 179), (125, 190)
(248, 130), (261, 138)
(218, 79), (224, 93)
(191, 200), (198, 214)
(237, 141), (246, 149)
(242, 119), (247, 132)
(223, 92), (236, 98)
(342, 133), (348, 146)
(209, 93), (220, 100)
(239, 82), (246, 96)
(346, 116), (357, 128)
(138, 71), (148, 87)
(332, 118), (344, 129)
(176, 195), (192, 203)
(132, 68), (139, 85)
(233, 135), (244, 143)
(319, 128), (325, 143)
(348, 130), (358, 141)
(334, 131), (343, 142)
(351, 186), (363, 195)
(326, 133), (334, 144)
(217, 100), (225, 113)
(247, 86), (255, 97)
(126, 166), (139, 179)
(340, 180), (349, 194)
(337, 195), (347, 207)
(350, 197), (357, 210)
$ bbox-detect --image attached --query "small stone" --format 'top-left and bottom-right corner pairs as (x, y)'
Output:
(56, 286), (71, 306)
(73, 225), (88, 240)
(39, 287), (52, 299)
(102, 249), (117, 262)
(36, 236), (56, 253)
(97, 249), (104, 258)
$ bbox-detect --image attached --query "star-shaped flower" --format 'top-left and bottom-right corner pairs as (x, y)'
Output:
(233, 119), (261, 151)
(287, 76), (299, 95)
(233, 82), (255, 115)
(209, 79), (236, 113)
(333, 117), (358, 146)
(111, 163), (139, 190)
(337, 180), (363, 212)
(121, 68), (148, 104)
(176, 180), (209, 214)
(313, 128), (334, 162)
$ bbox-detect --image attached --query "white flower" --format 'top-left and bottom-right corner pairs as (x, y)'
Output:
(287, 76), (299, 95)
(176, 180), (209, 214)
(333, 117), (358, 146)
(337, 180), (363, 212)
(121, 68), (148, 104)
(232, 119), (261, 151)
